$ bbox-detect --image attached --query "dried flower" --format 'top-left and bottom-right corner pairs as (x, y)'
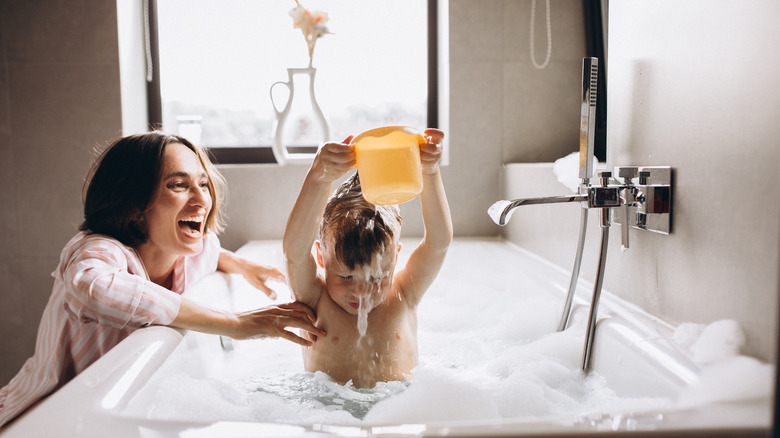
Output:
(289, 0), (330, 67)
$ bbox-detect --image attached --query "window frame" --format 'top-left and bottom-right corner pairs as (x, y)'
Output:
(146, 0), (439, 165)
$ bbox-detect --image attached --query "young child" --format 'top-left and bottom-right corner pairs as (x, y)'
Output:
(283, 129), (452, 388)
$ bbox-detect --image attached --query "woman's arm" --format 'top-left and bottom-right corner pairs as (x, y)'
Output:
(171, 298), (325, 345)
(62, 235), (325, 345)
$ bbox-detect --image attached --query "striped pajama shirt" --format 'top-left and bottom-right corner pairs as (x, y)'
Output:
(0, 231), (220, 426)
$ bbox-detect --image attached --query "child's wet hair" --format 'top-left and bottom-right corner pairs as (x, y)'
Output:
(320, 172), (402, 269)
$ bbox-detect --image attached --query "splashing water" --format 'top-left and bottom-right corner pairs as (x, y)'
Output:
(354, 250), (391, 340)
(357, 294), (373, 338)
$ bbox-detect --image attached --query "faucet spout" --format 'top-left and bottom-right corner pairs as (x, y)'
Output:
(488, 194), (589, 226)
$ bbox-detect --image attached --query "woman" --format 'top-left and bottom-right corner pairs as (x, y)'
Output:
(0, 132), (325, 426)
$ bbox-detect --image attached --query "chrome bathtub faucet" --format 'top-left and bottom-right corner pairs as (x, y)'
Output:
(488, 166), (673, 373)
(488, 57), (674, 374)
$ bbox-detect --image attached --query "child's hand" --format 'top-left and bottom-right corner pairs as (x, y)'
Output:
(310, 136), (355, 183)
(240, 262), (286, 300)
(420, 128), (445, 175)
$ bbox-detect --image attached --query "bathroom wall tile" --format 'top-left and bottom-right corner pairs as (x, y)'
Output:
(0, 258), (25, 386)
(449, 0), (504, 63)
(500, 0), (587, 164)
(0, 255), (58, 386)
(502, 0), (528, 63)
(0, 25), (9, 138)
(0, 133), (16, 257)
(502, 60), (581, 163)
(504, 0), (587, 63)
(8, 62), (121, 146)
(0, 30), (16, 257)
(449, 62), (503, 140)
(10, 62), (121, 257)
(3, 0), (119, 64)
(606, 0), (780, 363)
(219, 165), (309, 251)
(447, 61), (503, 236)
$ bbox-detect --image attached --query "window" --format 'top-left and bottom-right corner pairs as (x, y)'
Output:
(149, 0), (437, 164)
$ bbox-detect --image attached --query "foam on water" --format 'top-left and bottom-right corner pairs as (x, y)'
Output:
(672, 319), (773, 408)
(122, 241), (773, 426)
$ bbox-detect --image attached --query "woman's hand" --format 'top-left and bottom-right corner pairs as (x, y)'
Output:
(420, 128), (445, 175)
(172, 298), (324, 346)
(309, 136), (355, 183)
(230, 301), (325, 346)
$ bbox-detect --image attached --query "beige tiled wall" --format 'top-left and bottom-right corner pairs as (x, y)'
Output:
(0, 0), (123, 385)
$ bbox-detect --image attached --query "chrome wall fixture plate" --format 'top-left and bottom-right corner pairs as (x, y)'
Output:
(613, 166), (673, 235)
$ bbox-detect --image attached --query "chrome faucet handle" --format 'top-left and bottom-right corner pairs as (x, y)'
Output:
(597, 171), (612, 186)
(616, 166), (638, 184)
(615, 166), (638, 250)
(620, 203), (631, 250)
(613, 166), (673, 235)
(638, 170), (651, 185)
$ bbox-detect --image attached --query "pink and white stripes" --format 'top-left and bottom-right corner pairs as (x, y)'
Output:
(0, 231), (220, 426)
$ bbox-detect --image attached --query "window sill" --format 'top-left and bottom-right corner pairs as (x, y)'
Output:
(207, 146), (317, 165)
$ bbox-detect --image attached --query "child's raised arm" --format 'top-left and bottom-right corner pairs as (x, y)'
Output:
(395, 129), (453, 306)
(283, 137), (355, 308)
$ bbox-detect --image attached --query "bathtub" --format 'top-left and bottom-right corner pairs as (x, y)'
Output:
(2, 239), (773, 437)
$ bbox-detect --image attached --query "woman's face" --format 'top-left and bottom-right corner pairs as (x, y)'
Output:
(142, 142), (212, 259)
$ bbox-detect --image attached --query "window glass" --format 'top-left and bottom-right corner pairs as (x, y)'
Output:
(156, 0), (428, 151)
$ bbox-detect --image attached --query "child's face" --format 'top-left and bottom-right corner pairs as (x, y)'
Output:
(317, 240), (401, 316)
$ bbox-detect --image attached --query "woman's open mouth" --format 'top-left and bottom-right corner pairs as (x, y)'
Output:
(178, 215), (204, 238)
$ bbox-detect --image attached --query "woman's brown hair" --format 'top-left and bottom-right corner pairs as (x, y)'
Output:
(80, 132), (226, 247)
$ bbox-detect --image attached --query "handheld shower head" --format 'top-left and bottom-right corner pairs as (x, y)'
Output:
(579, 57), (599, 184)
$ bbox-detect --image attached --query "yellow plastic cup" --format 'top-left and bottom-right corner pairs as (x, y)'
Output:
(352, 126), (425, 205)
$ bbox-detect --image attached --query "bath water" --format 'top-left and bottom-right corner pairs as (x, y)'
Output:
(122, 241), (772, 426)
